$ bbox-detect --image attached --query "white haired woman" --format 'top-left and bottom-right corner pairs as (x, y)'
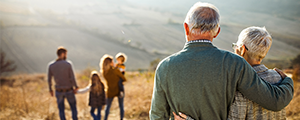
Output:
(174, 26), (287, 120)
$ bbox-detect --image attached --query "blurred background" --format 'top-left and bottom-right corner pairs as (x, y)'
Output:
(1, 0), (300, 120)
(1, 0), (299, 74)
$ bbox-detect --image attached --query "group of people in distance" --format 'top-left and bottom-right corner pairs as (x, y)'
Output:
(150, 2), (293, 120)
(47, 48), (127, 120)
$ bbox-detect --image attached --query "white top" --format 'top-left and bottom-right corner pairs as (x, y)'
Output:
(118, 67), (125, 72)
(77, 85), (91, 94)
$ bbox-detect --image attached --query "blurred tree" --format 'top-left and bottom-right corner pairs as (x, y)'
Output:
(292, 54), (300, 84)
(292, 54), (300, 66)
(0, 50), (17, 76)
(149, 58), (161, 71)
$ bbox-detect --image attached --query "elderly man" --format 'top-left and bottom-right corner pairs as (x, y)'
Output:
(149, 2), (293, 120)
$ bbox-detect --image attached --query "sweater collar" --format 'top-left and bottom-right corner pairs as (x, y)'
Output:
(184, 41), (215, 49)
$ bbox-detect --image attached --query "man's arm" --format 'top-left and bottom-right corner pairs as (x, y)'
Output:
(47, 65), (53, 96)
(69, 64), (78, 90)
(150, 67), (170, 120)
(237, 62), (294, 111)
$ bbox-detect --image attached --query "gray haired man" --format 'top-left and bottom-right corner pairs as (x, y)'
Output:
(149, 2), (293, 120)
(48, 47), (79, 120)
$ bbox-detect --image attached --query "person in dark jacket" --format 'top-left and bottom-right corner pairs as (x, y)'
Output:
(78, 71), (106, 120)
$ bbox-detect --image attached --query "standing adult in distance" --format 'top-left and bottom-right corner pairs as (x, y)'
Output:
(48, 47), (79, 120)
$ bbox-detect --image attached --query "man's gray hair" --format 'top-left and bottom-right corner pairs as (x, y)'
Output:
(184, 2), (220, 36)
(237, 26), (272, 61)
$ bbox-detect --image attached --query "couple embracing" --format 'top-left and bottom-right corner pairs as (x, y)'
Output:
(150, 2), (294, 120)
(47, 47), (127, 120)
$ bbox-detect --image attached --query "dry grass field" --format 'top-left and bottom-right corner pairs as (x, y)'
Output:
(0, 68), (299, 120)
(0, 70), (154, 120)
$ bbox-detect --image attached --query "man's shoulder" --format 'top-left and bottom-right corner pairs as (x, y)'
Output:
(157, 52), (180, 66)
(155, 52), (181, 73)
(48, 60), (56, 66)
(214, 49), (247, 66)
(65, 60), (73, 65)
(218, 49), (243, 59)
(158, 49), (245, 67)
(49, 60), (72, 66)
(59, 60), (72, 66)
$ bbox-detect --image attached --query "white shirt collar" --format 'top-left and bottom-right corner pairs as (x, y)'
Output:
(187, 40), (212, 44)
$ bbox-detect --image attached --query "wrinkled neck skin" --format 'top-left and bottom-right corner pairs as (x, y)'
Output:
(186, 33), (214, 42)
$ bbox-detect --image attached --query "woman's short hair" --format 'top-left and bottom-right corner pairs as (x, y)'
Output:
(237, 26), (272, 62)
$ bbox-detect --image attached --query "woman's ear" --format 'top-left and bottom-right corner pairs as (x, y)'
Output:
(240, 45), (247, 56)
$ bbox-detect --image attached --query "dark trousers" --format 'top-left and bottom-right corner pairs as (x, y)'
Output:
(55, 91), (78, 120)
(118, 78), (124, 92)
(90, 106), (103, 120)
(104, 96), (124, 120)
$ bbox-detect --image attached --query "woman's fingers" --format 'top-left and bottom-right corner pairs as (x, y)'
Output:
(173, 112), (185, 120)
(179, 112), (187, 119)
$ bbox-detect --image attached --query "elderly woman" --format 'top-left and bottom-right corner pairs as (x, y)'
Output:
(174, 26), (287, 120)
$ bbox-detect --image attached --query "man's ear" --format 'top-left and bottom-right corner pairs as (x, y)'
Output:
(184, 23), (189, 36)
(213, 27), (221, 38)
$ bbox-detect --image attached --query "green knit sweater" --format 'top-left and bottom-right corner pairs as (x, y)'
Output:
(150, 42), (293, 120)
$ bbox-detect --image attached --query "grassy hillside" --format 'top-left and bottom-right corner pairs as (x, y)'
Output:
(0, 70), (299, 119)
(0, 0), (299, 74)
(0, 71), (154, 120)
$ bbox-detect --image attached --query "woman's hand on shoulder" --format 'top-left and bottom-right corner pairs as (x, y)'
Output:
(274, 68), (287, 79)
